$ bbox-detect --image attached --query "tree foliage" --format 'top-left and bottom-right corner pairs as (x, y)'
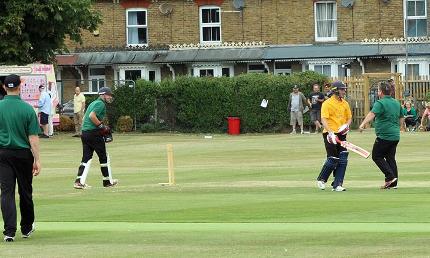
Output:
(0, 0), (101, 65)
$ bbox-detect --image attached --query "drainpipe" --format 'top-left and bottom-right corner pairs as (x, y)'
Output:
(357, 58), (365, 74)
(74, 67), (84, 85)
(261, 61), (270, 74)
(166, 64), (175, 80)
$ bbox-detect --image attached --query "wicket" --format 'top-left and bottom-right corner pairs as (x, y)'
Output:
(159, 144), (176, 186)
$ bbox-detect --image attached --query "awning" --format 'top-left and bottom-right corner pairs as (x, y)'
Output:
(264, 43), (430, 60)
(153, 48), (265, 63)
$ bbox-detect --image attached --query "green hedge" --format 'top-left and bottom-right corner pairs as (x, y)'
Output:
(107, 71), (328, 133)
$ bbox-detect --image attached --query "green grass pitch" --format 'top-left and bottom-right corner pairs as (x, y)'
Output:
(1, 131), (430, 257)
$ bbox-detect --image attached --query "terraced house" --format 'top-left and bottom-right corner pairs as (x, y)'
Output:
(56, 0), (430, 102)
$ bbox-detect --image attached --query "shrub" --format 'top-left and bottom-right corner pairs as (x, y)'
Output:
(116, 116), (133, 132)
(57, 115), (74, 131)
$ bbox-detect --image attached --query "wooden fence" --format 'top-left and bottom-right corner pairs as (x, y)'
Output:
(330, 74), (430, 126)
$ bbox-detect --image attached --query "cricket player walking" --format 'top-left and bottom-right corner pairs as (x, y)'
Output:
(316, 81), (352, 192)
(73, 87), (118, 189)
(359, 81), (403, 189)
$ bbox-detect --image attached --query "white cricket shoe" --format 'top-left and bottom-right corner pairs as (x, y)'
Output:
(317, 181), (326, 190)
(22, 223), (35, 238)
(332, 186), (346, 192)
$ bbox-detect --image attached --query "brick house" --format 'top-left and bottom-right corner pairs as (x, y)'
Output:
(56, 0), (430, 102)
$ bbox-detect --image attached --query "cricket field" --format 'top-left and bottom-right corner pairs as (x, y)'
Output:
(1, 130), (429, 257)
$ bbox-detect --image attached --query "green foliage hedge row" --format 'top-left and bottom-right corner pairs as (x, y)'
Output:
(107, 71), (328, 133)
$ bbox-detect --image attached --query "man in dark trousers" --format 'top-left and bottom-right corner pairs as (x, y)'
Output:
(359, 81), (403, 189)
(0, 74), (41, 242)
(307, 83), (325, 133)
(73, 87), (118, 189)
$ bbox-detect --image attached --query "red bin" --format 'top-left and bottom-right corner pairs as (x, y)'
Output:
(227, 117), (240, 135)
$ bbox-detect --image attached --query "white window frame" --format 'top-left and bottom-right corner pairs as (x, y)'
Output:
(199, 6), (222, 45)
(115, 65), (161, 83)
(247, 63), (267, 73)
(274, 62), (292, 75)
(391, 57), (430, 78)
(304, 60), (349, 78)
(314, 1), (337, 42)
(191, 64), (233, 77)
(88, 66), (106, 94)
(404, 0), (427, 37)
(126, 8), (148, 46)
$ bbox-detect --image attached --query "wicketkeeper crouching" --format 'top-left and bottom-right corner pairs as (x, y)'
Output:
(73, 87), (118, 189)
(316, 81), (352, 192)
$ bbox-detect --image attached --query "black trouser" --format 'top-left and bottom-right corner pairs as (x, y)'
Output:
(81, 130), (107, 164)
(404, 117), (416, 127)
(371, 137), (399, 184)
(76, 130), (109, 183)
(0, 148), (34, 237)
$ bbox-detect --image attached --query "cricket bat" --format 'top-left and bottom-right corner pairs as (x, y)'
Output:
(335, 138), (370, 159)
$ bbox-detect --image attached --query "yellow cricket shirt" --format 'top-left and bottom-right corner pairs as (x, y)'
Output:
(321, 95), (352, 133)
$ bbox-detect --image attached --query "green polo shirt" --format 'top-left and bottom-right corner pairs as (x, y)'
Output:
(82, 98), (106, 131)
(0, 95), (40, 149)
(371, 96), (403, 141)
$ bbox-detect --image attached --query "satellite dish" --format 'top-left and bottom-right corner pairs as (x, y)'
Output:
(340, 0), (355, 8)
(233, 0), (245, 10)
(159, 3), (173, 15)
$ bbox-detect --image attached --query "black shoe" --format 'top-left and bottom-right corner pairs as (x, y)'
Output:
(39, 134), (50, 138)
(103, 179), (118, 187)
(22, 223), (35, 238)
(72, 134), (81, 137)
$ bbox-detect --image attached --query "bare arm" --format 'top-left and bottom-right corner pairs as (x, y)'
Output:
(81, 101), (86, 112)
(359, 112), (375, 132)
(29, 135), (41, 176)
(89, 111), (102, 126)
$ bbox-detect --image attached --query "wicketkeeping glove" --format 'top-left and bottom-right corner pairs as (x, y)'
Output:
(98, 123), (111, 136)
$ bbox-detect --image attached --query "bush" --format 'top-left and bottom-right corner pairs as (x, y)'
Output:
(57, 115), (74, 131)
(116, 116), (133, 132)
(105, 71), (328, 133)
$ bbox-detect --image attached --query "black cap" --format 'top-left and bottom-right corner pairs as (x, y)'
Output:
(98, 87), (113, 96)
(4, 74), (21, 88)
(331, 81), (347, 90)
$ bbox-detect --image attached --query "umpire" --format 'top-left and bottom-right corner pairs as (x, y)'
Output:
(0, 74), (41, 242)
(73, 87), (118, 189)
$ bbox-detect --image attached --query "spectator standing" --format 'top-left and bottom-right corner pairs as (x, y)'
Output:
(288, 85), (308, 134)
(33, 85), (51, 138)
(359, 81), (403, 189)
(73, 86), (86, 137)
(0, 74), (41, 242)
(308, 83), (325, 133)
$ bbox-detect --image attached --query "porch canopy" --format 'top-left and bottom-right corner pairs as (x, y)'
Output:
(264, 43), (430, 61)
(153, 48), (265, 63)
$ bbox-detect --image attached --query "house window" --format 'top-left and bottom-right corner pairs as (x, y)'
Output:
(199, 69), (215, 77)
(222, 68), (230, 77)
(314, 1), (337, 41)
(125, 70), (142, 81)
(127, 9), (148, 45)
(274, 62), (292, 75)
(406, 0), (427, 37)
(314, 65), (332, 77)
(406, 64), (420, 78)
(148, 71), (156, 82)
(88, 67), (105, 93)
(248, 64), (268, 73)
(200, 6), (221, 44)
